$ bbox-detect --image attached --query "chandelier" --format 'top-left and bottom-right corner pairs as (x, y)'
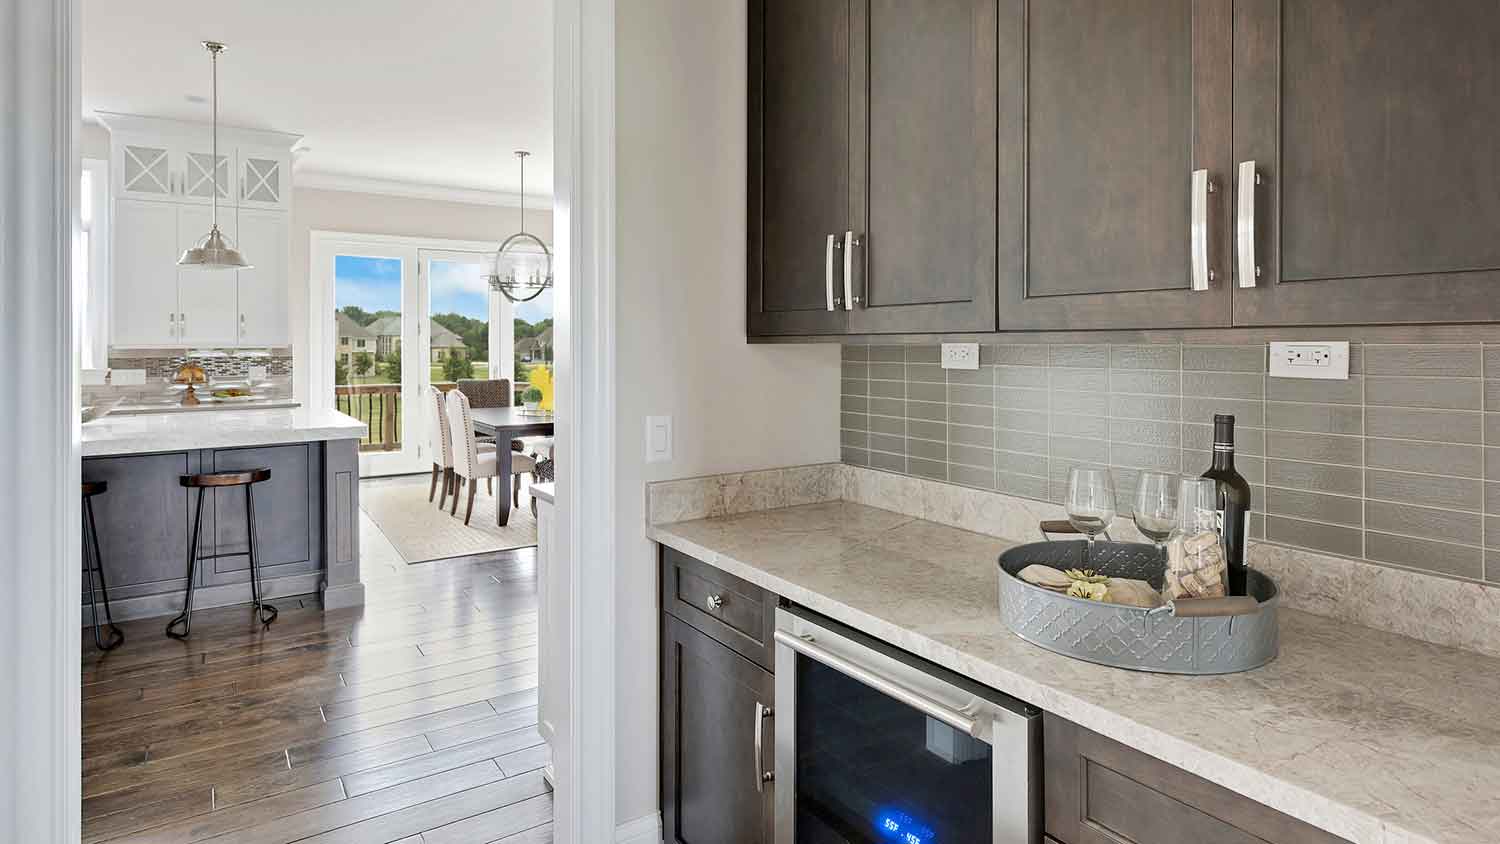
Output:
(487, 150), (552, 303)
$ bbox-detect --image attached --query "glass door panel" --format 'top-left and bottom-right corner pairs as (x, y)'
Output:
(420, 249), (511, 398)
(331, 249), (424, 476)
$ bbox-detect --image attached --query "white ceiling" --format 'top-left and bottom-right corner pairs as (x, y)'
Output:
(82, 0), (553, 200)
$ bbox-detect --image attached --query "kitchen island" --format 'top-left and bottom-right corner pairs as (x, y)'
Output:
(82, 407), (368, 620)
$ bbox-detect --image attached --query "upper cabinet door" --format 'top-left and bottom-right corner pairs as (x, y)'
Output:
(846, 0), (999, 334)
(112, 199), (181, 346)
(1233, 0), (1500, 325)
(175, 206), (240, 346)
(996, 0), (1234, 330)
(235, 208), (290, 346)
(116, 142), (176, 202)
(179, 149), (235, 207)
(747, 0), (852, 336)
(238, 148), (291, 210)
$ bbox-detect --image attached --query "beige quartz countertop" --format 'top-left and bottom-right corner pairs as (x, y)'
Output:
(648, 500), (1500, 844)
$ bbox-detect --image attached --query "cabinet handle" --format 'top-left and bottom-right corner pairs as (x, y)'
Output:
(169, 312), (176, 338)
(824, 234), (838, 311)
(1189, 169), (1216, 292)
(179, 313), (186, 338)
(1237, 161), (1262, 288)
(754, 701), (774, 793)
(240, 313), (246, 339)
(705, 593), (724, 611)
(843, 231), (862, 309)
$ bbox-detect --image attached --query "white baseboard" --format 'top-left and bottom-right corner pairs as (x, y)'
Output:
(615, 812), (662, 844)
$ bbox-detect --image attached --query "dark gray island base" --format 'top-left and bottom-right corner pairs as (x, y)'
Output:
(81, 409), (367, 622)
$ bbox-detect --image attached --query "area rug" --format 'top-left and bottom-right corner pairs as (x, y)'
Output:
(360, 475), (538, 563)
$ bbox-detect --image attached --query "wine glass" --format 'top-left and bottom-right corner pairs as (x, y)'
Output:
(1132, 472), (1177, 550)
(1065, 467), (1117, 560)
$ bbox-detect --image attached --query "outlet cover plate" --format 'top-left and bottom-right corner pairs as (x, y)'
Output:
(1268, 341), (1350, 380)
(941, 342), (981, 370)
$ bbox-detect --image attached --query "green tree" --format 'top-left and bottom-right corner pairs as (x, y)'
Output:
(334, 358), (349, 385)
(383, 348), (402, 384)
(442, 353), (474, 382)
(432, 312), (489, 361)
(352, 351), (373, 377)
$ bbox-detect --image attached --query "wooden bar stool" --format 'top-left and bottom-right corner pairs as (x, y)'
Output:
(81, 481), (125, 651)
(166, 468), (277, 639)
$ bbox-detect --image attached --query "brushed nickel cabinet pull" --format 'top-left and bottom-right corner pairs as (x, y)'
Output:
(1237, 161), (1262, 288)
(1190, 169), (1215, 292)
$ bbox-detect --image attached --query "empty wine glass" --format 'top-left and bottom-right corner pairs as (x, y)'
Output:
(1132, 472), (1177, 550)
(1065, 467), (1117, 559)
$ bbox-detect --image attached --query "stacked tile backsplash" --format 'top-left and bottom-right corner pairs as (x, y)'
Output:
(841, 341), (1500, 586)
(85, 347), (294, 406)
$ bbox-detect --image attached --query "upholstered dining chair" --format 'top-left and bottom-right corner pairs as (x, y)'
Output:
(455, 378), (512, 409)
(445, 388), (536, 525)
(427, 385), (495, 510)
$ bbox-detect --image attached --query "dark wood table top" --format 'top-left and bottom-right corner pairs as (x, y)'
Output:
(469, 406), (556, 438)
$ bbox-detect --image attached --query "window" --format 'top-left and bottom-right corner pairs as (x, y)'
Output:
(77, 159), (110, 369)
(356, 339), (366, 348)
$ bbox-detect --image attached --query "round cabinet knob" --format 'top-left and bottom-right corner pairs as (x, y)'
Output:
(705, 594), (725, 611)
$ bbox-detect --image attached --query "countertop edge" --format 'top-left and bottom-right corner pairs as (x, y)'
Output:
(82, 419), (369, 457)
(647, 522), (1427, 844)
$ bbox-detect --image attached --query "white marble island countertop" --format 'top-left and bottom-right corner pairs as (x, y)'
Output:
(648, 500), (1500, 844)
(82, 406), (367, 457)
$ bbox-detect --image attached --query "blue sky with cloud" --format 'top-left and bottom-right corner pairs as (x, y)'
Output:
(336, 255), (552, 323)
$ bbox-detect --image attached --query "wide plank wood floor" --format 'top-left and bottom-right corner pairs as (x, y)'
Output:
(81, 543), (551, 844)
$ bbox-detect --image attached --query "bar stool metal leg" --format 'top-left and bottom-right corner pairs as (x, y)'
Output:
(82, 496), (124, 651)
(165, 488), (207, 640)
(245, 483), (277, 628)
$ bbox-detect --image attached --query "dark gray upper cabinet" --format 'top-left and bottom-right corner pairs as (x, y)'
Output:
(747, 0), (852, 336)
(1232, 0), (1500, 326)
(846, 0), (999, 334)
(996, 0), (1234, 331)
(748, 0), (999, 337)
(661, 614), (775, 844)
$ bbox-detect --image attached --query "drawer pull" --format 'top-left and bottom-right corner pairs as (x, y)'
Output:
(705, 593), (725, 611)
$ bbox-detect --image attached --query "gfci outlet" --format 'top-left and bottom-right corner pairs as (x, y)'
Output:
(941, 342), (980, 370)
(1268, 341), (1350, 380)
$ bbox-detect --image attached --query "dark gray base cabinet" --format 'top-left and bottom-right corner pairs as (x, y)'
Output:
(1043, 714), (1348, 844)
(660, 547), (777, 844)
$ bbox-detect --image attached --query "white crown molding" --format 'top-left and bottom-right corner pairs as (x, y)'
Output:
(295, 170), (553, 210)
(93, 110), (303, 149)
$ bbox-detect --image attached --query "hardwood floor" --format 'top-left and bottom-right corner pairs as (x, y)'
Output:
(80, 541), (551, 844)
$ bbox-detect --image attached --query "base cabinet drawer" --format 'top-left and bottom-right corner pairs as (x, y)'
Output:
(661, 614), (774, 844)
(1043, 714), (1347, 844)
(661, 545), (776, 670)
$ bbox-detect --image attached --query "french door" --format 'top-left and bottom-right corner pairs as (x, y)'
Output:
(313, 233), (509, 478)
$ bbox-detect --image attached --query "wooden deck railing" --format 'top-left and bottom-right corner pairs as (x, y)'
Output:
(334, 381), (530, 453)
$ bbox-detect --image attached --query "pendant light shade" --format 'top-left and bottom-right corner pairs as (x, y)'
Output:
(178, 41), (252, 270)
(487, 151), (551, 303)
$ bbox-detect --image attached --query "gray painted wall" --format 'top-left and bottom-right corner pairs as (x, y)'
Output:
(841, 341), (1500, 585)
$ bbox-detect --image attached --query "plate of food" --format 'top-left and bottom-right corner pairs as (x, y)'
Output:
(209, 387), (257, 402)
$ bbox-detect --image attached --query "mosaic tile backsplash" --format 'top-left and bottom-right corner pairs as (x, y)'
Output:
(85, 347), (294, 406)
(840, 341), (1500, 585)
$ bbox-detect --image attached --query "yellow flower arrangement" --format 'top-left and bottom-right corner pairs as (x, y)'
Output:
(529, 365), (554, 412)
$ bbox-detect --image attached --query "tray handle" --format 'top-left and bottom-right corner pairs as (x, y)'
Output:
(1153, 596), (1261, 618)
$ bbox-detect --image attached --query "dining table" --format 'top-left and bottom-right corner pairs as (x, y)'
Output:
(469, 405), (555, 526)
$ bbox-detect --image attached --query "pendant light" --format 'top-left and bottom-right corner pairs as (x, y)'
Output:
(178, 41), (251, 270)
(486, 151), (551, 303)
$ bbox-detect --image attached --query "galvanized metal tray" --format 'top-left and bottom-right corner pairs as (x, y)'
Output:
(997, 540), (1279, 674)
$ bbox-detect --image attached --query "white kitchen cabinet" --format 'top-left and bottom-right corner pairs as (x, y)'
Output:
(235, 208), (290, 345)
(116, 142), (175, 201)
(112, 199), (181, 346)
(175, 206), (240, 346)
(237, 147), (291, 210)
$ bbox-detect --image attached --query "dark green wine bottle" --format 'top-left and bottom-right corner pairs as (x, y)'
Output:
(1201, 414), (1252, 595)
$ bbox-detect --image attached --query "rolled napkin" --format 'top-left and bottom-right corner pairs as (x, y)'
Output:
(1016, 565), (1163, 609)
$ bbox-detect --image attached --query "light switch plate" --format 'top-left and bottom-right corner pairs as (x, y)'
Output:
(1268, 341), (1350, 380)
(941, 342), (980, 370)
(645, 415), (673, 463)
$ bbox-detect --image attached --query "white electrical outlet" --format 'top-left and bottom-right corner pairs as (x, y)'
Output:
(941, 342), (980, 370)
(1268, 341), (1350, 380)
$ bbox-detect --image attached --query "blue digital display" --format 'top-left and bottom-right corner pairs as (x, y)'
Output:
(874, 809), (935, 844)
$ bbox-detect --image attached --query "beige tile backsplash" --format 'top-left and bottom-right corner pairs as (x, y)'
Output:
(841, 341), (1500, 585)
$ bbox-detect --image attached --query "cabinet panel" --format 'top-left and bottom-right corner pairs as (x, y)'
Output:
(748, 0), (852, 336)
(1044, 714), (1348, 844)
(235, 208), (290, 345)
(117, 143), (174, 201)
(239, 149), (290, 210)
(181, 151), (233, 205)
(203, 444), (319, 586)
(81, 452), (194, 600)
(175, 206), (240, 345)
(662, 545), (776, 670)
(661, 614), (775, 844)
(112, 199), (182, 346)
(848, 0), (999, 334)
(1233, 0), (1500, 325)
(995, 0), (1234, 330)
